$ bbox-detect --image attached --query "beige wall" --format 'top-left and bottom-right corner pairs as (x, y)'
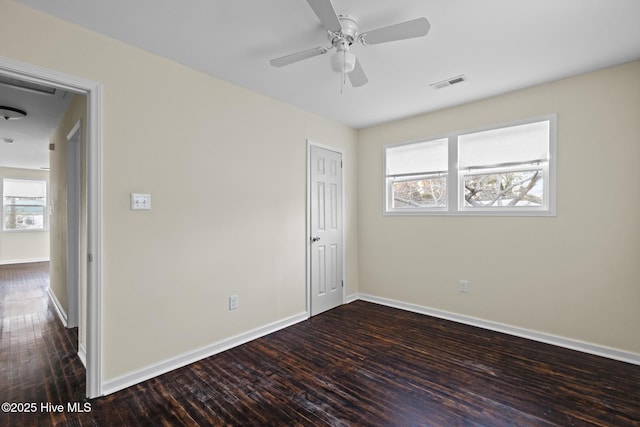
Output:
(1, 0), (358, 381)
(0, 167), (50, 263)
(358, 60), (640, 355)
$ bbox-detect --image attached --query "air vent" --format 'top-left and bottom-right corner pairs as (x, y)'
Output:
(430, 74), (466, 90)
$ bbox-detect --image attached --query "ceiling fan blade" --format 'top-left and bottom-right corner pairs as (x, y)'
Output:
(348, 59), (368, 88)
(306, 0), (342, 33)
(359, 17), (430, 46)
(269, 47), (328, 67)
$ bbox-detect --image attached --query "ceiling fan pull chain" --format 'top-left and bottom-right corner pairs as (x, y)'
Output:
(340, 54), (344, 94)
(340, 49), (348, 94)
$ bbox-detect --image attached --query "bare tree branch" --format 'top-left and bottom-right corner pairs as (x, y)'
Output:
(508, 171), (540, 206)
(465, 171), (541, 207)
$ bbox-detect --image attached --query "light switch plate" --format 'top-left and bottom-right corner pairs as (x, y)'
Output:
(229, 295), (239, 310)
(131, 193), (151, 210)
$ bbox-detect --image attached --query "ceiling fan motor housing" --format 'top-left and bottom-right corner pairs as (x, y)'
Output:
(328, 15), (359, 45)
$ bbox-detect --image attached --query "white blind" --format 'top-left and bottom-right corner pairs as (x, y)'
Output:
(458, 120), (550, 169)
(3, 179), (47, 198)
(386, 138), (448, 176)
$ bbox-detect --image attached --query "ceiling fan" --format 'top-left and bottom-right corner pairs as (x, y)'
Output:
(269, 0), (431, 88)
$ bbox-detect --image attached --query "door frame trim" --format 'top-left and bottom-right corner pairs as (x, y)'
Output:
(65, 120), (82, 329)
(0, 56), (103, 398)
(306, 140), (346, 316)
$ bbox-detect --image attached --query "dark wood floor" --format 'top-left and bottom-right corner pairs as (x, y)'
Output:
(2, 262), (639, 426)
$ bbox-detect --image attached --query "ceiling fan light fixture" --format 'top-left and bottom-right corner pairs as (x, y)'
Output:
(330, 44), (356, 74)
(0, 106), (27, 120)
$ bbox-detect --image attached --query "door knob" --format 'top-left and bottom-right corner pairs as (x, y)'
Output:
(311, 236), (321, 242)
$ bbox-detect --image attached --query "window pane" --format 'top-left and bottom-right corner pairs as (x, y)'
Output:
(392, 176), (447, 208)
(4, 204), (45, 230)
(463, 170), (544, 207)
(3, 178), (47, 231)
(386, 138), (448, 176)
(459, 120), (549, 169)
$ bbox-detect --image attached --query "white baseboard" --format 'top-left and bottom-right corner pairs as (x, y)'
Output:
(344, 293), (358, 304)
(102, 311), (309, 396)
(78, 342), (87, 368)
(0, 257), (49, 266)
(49, 286), (86, 368)
(357, 293), (640, 366)
(47, 287), (67, 328)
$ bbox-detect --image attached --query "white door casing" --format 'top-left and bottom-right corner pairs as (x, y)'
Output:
(309, 144), (343, 316)
(66, 121), (82, 329)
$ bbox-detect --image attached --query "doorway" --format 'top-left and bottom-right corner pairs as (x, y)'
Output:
(0, 57), (102, 398)
(308, 144), (344, 316)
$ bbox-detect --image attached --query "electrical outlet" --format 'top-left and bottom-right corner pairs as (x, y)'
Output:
(229, 295), (239, 310)
(459, 280), (469, 293)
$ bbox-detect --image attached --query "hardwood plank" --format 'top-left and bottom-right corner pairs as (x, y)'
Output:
(1, 262), (639, 426)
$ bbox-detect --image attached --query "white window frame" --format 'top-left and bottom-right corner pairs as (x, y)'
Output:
(384, 114), (557, 216)
(1, 177), (49, 232)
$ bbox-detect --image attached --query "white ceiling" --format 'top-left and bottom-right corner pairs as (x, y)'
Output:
(0, 78), (70, 170)
(4, 0), (640, 169)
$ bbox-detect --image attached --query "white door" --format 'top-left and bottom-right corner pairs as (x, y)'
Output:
(309, 145), (343, 316)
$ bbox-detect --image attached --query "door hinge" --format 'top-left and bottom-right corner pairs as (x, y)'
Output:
(342, 280), (344, 288)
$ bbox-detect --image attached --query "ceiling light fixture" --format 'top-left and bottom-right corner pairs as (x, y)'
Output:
(330, 39), (357, 94)
(330, 40), (356, 74)
(0, 106), (27, 120)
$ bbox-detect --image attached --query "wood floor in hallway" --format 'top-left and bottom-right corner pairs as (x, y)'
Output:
(1, 262), (639, 426)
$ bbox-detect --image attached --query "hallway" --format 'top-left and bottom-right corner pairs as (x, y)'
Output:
(0, 262), (87, 425)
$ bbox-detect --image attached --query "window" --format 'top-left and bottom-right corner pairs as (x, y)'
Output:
(385, 138), (448, 211)
(384, 115), (556, 216)
(2, 178), (48, 231)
